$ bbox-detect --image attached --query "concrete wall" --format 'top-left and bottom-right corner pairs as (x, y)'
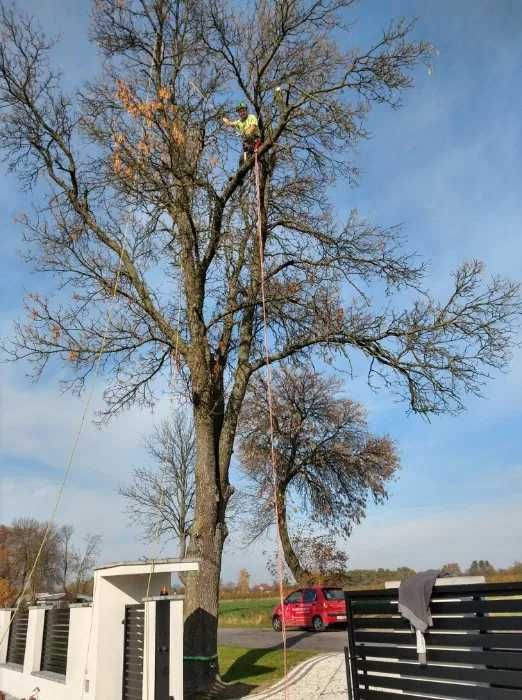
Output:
(0, 560), (197, 700)
(90, 570), (170, 700)
(0, 605), (93, 700)
(0, 610), (10, 665)
(384, 575), (486, 588)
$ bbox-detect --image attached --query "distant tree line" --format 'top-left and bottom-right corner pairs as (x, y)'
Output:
(341, 562), (512, 589)
(0, 518), (101, 606)
(218, 559), (522, 597)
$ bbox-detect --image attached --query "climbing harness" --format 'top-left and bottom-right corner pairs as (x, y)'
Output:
(254, 146), (289, 693)
(242, 137), (262, 165)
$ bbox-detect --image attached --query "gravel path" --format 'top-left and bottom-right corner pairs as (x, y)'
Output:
(234, 653), (347, 700)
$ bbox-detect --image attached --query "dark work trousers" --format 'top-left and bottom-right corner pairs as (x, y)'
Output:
(239, 139), (258, 167)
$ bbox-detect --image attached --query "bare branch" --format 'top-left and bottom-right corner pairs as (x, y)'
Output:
(119, 412), (195, 556)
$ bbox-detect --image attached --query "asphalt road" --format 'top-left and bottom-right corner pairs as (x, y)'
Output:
(218, 626), (346, 652)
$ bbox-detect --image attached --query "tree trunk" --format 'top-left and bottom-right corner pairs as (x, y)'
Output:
(275, 484), (309, 583)
(177, 535), (187, 587)
(183, 401), (227, 694)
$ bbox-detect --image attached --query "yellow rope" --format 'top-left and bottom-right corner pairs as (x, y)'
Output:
(0, 228), (129, 651)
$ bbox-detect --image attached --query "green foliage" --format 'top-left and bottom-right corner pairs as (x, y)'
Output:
(467, 560), (496, 576)
(343, 567), (416, 589)
(237, 569), (251, 595)
(218, 645), (315, 687)
(441, 562), (462, 576)
(219, 598), (277, 628)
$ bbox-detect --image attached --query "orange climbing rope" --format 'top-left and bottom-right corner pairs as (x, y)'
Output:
(254, 148), (289, 692)
(142, 283), (183, 700)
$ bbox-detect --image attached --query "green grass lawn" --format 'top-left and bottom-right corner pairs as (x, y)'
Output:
(219, 597), (278, 628)
(218, 645), (316, 687)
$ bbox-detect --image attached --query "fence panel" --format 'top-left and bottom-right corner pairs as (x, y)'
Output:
(6, 609), (29, 666)
(41, 607), (70, 676)
(345, 581), (522, 700)
(155, 599), (170, 700)
(122, 603), (145, 700)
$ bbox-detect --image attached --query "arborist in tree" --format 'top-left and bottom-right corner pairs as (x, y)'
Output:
(223, 102), (261, 167)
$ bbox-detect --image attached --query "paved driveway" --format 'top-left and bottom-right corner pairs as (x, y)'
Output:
(218, 627), (346, 653)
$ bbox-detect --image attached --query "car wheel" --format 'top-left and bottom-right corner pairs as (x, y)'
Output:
(312, 615), (325, 632)
(272, 615), (282, 632)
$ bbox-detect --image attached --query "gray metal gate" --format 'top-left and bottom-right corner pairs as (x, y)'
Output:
(122, 603), (145, 700)
(41, 607), (70, 676)
(154, 599), (170, 700)
(6, 609), (29, 666)
(345, 580), (522, 699)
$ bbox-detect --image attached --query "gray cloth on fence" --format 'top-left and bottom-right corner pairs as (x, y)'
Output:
(398, 569), (440, 665)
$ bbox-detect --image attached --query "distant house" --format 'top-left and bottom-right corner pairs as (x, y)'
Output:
(34, 591), (92, 606)
(35, 592), (67, 605)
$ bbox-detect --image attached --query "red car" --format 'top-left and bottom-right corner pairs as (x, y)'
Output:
(271, 586), (346, 632)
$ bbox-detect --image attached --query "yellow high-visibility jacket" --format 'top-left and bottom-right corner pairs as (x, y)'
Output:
(232, 114), (259, 140)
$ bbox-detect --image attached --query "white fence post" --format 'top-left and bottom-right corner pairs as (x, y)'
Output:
(24, 606), (48, 674)
(0, 609), (12, 664)
(141, 594), (185, 699)
(67, 604), (93, 695)
(143, 599), (156, 700)
(169, 597), (184, 700)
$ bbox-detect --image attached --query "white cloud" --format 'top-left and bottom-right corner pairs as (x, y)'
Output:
(0, 474), (148, 565)
(346, 500), (522, 572)
(2, 368), (521, 583)
(0, 371), (185, 566)
(0, 371), (174, 484)
(222, 497), (522, 584)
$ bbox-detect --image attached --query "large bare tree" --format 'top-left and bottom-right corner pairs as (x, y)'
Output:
(1, 521), (101, 601)
(69, 532), (102, 595)
(0, 0), (520, 690)
(265, 532), (350, 586)
(2, 519), (62, 603)
(239, 368), (399, 581)
(58, 525), (74, 594)
(57, 526), (102, 595)
(120, 413), (195, 557)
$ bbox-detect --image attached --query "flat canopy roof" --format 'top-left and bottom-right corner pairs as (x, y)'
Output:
(95, 558), (199, 577)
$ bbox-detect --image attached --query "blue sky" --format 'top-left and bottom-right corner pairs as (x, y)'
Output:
(1, 1), (521, 584)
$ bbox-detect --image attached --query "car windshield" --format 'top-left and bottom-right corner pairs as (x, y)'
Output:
(322, 588), (344, 601)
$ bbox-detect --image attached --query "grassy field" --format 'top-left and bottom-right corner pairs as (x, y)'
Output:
(219, 597), (278, 628)
(218, 645), (316, 687)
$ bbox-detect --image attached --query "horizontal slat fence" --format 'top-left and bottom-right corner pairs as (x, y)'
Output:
(6, 609), (29, 665)
(345, 581), (522, 700)
(41, 607), (70, 676)
(122, 603), (145, 700)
